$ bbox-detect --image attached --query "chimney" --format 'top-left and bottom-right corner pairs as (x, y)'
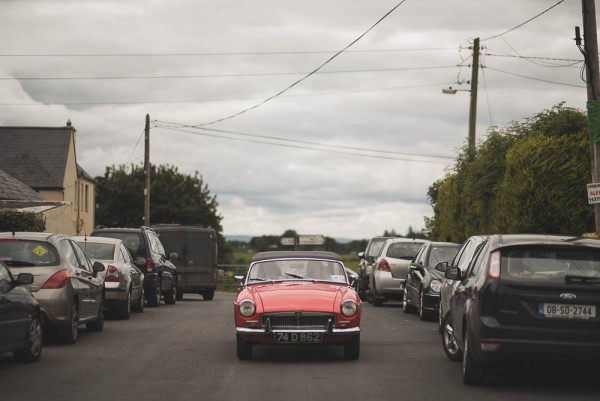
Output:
(66, 119), (71, 127)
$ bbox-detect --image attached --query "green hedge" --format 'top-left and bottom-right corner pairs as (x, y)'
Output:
(0, 211), (45, 232)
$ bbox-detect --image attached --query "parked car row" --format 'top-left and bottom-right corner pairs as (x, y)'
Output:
(0, 224), (219, 363)
(361, 233), (600, 386)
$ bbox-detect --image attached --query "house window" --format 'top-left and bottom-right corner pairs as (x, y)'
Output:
(84, 184), (89, 212)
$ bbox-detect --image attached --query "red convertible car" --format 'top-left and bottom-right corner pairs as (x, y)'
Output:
(234, 251), (362, 360)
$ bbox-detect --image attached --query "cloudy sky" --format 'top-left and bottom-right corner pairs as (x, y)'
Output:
(0, 0), (589, 240)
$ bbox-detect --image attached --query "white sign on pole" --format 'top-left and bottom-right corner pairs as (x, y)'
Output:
(280, 237), (295, 246)
(297, 235), (325, 246)
(588, 183), (600, 204)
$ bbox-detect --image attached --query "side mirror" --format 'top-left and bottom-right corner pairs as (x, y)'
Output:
(92, 261), (105, 276)
(15, 273), (34, 285)
(435, 261), (449, 272)
(358, 252), (365, 260)
(444, 266), (461, 281)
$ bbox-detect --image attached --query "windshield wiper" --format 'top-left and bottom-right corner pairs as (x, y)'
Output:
(284, 272), (305, 279)
(565, 274), (600, 283)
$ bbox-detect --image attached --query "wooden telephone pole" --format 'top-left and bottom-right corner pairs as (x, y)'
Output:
(581, 0), (600, 233)
(468, 37), (480, 157)
(144, 114), (151, 226)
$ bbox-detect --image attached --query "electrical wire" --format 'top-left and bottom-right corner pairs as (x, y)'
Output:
(192, 0), (409, 127)
(486, 66), (585, 88)
(482, 0), (565, 42)
(154, 121), (455, 160)
(154, 125), (452, 165)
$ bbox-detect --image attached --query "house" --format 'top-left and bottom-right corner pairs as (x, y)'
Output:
(0, 121), (95, 235)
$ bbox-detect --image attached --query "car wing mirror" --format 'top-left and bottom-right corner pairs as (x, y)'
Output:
(444, 266), (461, 281)
(358, 252), (365, 259)
(435, 261), (448, 272)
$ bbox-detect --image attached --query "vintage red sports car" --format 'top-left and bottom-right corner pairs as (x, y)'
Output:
(234, 251), (362, 360)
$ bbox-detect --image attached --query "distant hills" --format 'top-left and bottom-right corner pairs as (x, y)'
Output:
(225, 235), (356, 244)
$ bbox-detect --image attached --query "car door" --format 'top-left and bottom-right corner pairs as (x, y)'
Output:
(406, 244), (427, 303)
(451, 240), (490, 347)
(70, 240), (102, 320)
(0, 263), (28, 347)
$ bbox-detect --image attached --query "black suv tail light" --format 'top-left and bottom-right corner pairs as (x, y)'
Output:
(146, 257), (155, 272)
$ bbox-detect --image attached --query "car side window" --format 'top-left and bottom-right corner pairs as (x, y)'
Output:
(451, 243), (468, 268)
(59, 239), (80, 268)
(467, 242), (490, 278)
(120, 245), (132, 264)
(71, 241), (93, 272)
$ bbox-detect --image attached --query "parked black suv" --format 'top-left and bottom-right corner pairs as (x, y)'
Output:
(91, 226), (178, 307)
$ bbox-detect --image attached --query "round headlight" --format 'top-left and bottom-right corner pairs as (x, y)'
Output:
(430, 280), (442, 293)
(239, 300), (256, 317)
(341, 299), (358, 317)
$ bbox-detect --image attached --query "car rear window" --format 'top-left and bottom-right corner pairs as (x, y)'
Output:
(77, 242), (115, 261)
(0, 239), (60, 267)
(94, 232), (146, 257)
(387, 243), (423, 259)
(501, 246), (600, 282)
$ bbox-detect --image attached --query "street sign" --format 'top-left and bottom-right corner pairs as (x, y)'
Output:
(297, 235), (325, 246)
(588, 183), (600, 204)
(280, 237), (296, 246)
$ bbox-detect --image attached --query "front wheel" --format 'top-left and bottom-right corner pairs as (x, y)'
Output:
(202, 289), (215, 301)
(13, 312), (43, 362)
(86, 299), (105, 332)
(441, 314), (462, 361)
(418, 290), (434, 321)
(402, 288), (416, 313)
(164, 280), (177, 305)
(117, 289), (132, 319)
(236, 334), (253, 360)
(344, 334), (360, 360)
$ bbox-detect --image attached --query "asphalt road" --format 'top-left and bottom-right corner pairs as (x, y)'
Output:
(1, 293), (600, 401)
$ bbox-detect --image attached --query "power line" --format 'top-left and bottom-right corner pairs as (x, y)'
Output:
(193, 0), (409, 127)
(155, 125), (452, 164)
(482, 0), (565, 42)
(154, 121), (455, 160)
(486, 66), (586, 88)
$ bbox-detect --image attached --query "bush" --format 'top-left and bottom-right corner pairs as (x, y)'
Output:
(0, 211), (45, 232)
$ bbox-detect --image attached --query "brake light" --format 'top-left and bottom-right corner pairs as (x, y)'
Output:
(378, 259), (392, 273)
(488, 251), (500, 278)
(105, 265), (120, 282)
(146, 257), (155, 272)
(41, 269), (70, 289)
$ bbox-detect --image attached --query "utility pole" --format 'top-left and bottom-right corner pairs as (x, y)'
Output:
(581, 0), (600, 233)
(468, 37), (480, 157)
(144, 114), (151, 226)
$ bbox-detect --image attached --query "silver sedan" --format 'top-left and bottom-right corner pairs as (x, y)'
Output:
(75, 236), (145, 319)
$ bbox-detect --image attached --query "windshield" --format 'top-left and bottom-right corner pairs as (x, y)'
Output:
(247, 259), (347, 283)
(0, 239), (60, 267)
(502, 246), (600, 282)
(77, 242), (115, 261)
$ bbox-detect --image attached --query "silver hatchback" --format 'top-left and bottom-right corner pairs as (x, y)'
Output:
(0, 232), (105, 344)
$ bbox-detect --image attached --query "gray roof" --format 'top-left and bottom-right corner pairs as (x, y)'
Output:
(0, 126), (74, 189)
(0, 168), (47, 201)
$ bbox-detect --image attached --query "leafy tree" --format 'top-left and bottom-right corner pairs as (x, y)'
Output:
(0, 211), (45, 232)
(95, 163), (230, 262)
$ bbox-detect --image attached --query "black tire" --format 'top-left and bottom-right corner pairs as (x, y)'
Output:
(344, 334), (360, 360)
(146, 282), (161, 307)
(202, 289), (215, 301)
(418, 290), (433, 321)
(236, 334), (253, 360)
(117, 289), (132, 319)
(13, 312), (43, 362)
(463, 327), (485, 385)
(176, 287), (184, 300)
(357, 275), (368, 301)
(164, 280), (176, 305)
(132, 288), (145, 313)
(402, 288), (416, 313)
(441, 314), (462, 361)
(372, 280), (383, 307)
(57, 301), (78, 345)
(86, 298), (105, 332)
(438, 303), (444, 333)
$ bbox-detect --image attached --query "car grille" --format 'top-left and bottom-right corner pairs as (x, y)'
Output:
(262, 312), (336, 330)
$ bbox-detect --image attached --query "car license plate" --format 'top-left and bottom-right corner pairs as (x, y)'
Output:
(539, 303), (596, 319)
(274, 332), (323, 344)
